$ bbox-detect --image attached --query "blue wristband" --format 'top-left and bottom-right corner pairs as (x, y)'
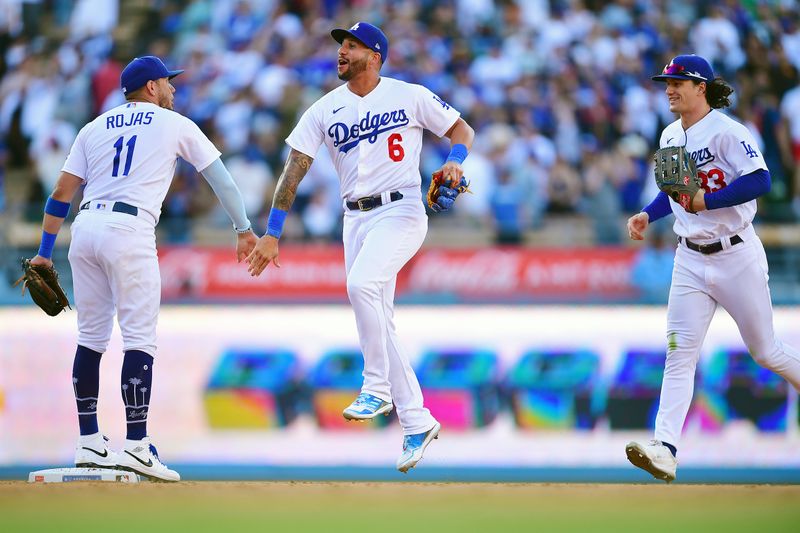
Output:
(38, 231), (57, 259)
(266, 208), (288, 239)
(445, 143), (468, 165)
(44, 197), (71, 218)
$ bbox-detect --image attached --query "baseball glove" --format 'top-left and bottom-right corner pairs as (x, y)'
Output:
(14, 258), (71, 316)
(426, 170), (471, 213)
(654, 146), (702, 213)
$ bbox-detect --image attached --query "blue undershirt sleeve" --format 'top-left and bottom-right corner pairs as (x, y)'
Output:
(642, 191), (672, 222)
(704, 168), (771, 210)
(199, 158), (251, 231)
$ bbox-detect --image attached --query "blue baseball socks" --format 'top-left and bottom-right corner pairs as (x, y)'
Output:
(72, 345), (103, 435)
(121, 350), (154, 440)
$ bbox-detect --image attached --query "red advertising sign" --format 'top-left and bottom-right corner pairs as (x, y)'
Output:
(159, 246), (639, 302)
(159, 245), (347, 301)
(400, 248), (638, 298)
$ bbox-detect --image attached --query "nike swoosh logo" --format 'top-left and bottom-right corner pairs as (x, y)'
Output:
(82, 447), (108, 458)
(125, 450), (153, 468)
(333, 106), (346, 114)
(666, 138), (675, 144)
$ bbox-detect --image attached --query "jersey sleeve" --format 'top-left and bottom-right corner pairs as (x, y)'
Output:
(61, 123), (90, 180)
(177, 116), (222, 172)
(286, 101), (324, 158)
(413, 84), (461, 138)
(718, 123), (767, 179)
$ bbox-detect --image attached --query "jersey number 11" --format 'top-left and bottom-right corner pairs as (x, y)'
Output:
(112, 135), (138, 177)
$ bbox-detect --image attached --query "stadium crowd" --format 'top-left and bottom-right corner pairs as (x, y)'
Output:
(1, 0), (799, 245)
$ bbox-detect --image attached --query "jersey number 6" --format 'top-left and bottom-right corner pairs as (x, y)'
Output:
(112, 135), (138, 177)
(388, 133), (404, 162)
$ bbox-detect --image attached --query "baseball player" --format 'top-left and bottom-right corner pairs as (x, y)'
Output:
(246, 22), (474, 472)
(625, 54), (800, 482)
(27, 56), (257, 481)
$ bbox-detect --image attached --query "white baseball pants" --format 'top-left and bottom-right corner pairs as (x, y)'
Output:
(68, 210), (160, 357)
(343, 193), (437, 435)
(655, 225), (800, 445)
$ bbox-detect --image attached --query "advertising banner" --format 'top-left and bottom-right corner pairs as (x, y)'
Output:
(158, 246), (640, 303)
(2, 306), (799, 471)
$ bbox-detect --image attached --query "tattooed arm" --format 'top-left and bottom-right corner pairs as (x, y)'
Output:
(272, 149), (313, 211)
(246, 149), (314, 276)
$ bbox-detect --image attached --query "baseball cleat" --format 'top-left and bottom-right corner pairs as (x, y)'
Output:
(626, 440), (678, 483)
(342, 393), (393, 420)
(74, 433), (119, 469)
(117, 437), (180, 482)
(396, 421), (441, 473)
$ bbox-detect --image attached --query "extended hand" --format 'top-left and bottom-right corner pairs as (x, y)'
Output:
(245, 235), (280, 276)
(627, 212), (649, 241)
(236, 230), (258, 263)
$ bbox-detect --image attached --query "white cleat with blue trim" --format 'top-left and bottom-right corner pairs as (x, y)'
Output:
(117, 437), (180, 482)
(397, 421), (441, 473)
(342, 392), (394, 420)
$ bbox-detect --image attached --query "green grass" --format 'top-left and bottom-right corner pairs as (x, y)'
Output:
(2, 482), (799, 532)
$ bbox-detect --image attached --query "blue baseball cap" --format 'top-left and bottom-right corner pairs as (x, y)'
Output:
(652, 55), (714, 83)
(331, 22), (389, 64)
(120, 55), (184, 94)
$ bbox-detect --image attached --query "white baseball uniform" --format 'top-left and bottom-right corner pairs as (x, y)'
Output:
(63, 101), (221, 357)
(287, 77), (460, 434)
(654, 109), (800, 445)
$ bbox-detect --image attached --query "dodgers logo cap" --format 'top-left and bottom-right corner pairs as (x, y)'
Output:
(652, 54), (714, 83)
(120, 55), (184, 94)
(331, 22), (389, 64)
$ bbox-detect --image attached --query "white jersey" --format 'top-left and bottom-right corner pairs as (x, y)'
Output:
(62, 101), (221, 224)
(286, 77), (461, 203)
(660, 110), (767, 242)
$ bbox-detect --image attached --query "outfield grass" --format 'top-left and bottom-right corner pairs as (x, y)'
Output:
(1, 482), (798, 532)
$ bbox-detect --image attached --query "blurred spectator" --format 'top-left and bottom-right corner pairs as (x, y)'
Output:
(780, 81), (800, 216)
(222, 140), (274, 221)
(547, 156), (582, 214)
(629, 221), (675, 304)
(490, 169), (524, 244)
(1, 0), (799, 246)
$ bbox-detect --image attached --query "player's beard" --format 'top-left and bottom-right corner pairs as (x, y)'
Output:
(158, 91), (174, 110)
(156, 83), (174, 110)
(338, 55), (368, 81)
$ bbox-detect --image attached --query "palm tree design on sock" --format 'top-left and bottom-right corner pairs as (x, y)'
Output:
(72, 377), (78, 397)
(128, 378), (142, 407)
(140, 387), (148, 407)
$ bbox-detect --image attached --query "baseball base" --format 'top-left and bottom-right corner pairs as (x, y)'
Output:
(28, 467), (141, 483)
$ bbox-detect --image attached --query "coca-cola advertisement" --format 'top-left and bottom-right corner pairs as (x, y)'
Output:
(158, 246), (641, 303)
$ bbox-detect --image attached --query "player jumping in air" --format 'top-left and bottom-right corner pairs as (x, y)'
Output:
(625, 54), (800, 482)
(27, 56), (257, 481)
(246, 22), (475, 472)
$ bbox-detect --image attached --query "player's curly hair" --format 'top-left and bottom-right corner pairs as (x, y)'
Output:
(704, 78), (734, 109)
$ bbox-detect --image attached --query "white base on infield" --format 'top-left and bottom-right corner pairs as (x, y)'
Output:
(28, 468), (141, 483)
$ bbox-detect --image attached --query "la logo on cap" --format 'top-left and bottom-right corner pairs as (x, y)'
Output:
(351, 23), (359, 30)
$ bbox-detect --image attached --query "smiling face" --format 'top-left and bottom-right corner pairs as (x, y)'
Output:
(664, 78), (705, 115)
(337, 36), (379, 81)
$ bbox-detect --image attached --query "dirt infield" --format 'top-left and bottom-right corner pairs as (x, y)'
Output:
(2, 481), (798, 532)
